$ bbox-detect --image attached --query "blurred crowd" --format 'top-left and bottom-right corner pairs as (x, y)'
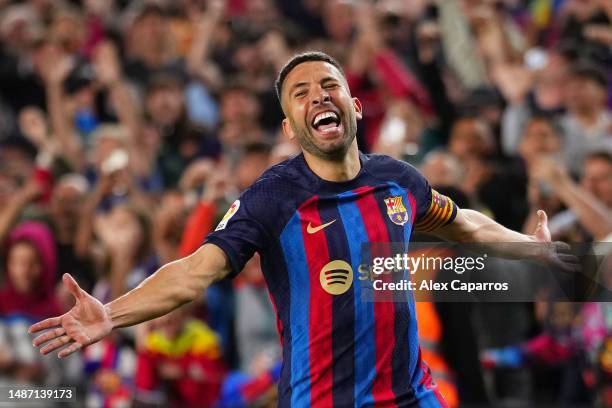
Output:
(0, 0), (610, 407)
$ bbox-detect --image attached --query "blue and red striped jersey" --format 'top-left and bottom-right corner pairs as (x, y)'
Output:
(206, 152), (457, 407)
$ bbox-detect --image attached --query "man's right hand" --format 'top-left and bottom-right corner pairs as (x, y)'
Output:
(29, 274), (113, 358)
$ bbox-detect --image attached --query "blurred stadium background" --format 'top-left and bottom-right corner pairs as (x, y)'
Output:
(0, 0), (610, 407)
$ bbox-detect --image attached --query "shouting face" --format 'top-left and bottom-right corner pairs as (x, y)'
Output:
(280, 61), (362, 161)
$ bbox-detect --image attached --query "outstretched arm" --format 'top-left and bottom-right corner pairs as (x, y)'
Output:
(431, 208), (579, 272)
(29, 243), (231, 358)
(433, 208), (549, 244)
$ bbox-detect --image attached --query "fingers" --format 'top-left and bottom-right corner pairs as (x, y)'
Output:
(536, 210), (548, 228)
(557, 261), (582, 275)
(32, 326), (65, 347)
(558, 253), (580, 264)
(58, 342), (82, 359)
(551, 251), (582, 274)
(553, 241), (571, 253)
(29, 316), (61, 334)
(63, 273), (82, 300)
(552, 242), (580, 269)
(557, 255), (582, 274)
(40, 335), (71, 355)
(534, 210), (552, 242)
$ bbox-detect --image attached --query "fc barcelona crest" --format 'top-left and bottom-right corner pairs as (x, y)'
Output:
(433, 191), (447, 210)
(384, 196), (409, 226)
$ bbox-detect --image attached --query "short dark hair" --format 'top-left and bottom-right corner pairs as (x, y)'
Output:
(275, 51), (344, 101)
(569, 60), (609, 88)
(135, 3), (165, 21)
(221, 79), (254, 97)
(525, 113), (559, 130)
(243, 141), (273, 156)
(146, 73), (183, 96)
(586, 149), (612, 164)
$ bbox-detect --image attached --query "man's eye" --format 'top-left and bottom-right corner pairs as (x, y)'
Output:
(295, 91), (306, 98)
(325, 84), (338, 89)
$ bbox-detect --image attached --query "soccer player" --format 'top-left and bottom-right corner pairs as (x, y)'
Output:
(30, 52), (561, 407)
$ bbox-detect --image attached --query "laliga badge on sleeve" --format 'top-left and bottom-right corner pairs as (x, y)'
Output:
(215, 200), (240, 231)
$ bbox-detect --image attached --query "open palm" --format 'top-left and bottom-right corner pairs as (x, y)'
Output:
(531, 210), (581, 274)
(29, 274), (113, 358)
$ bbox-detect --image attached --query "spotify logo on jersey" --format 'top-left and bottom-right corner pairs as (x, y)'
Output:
(319, 260), (353, 295)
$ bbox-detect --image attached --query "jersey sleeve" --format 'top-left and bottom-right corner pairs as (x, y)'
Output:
(204, 186), (273, 278)
(401, 164), (458, 232)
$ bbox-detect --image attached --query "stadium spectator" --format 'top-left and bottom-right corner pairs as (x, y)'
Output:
(134, 304), (226, 408)
(526, 149), (612, 242)
(0, 222), (62, 385)
(561, 62), (611, 175)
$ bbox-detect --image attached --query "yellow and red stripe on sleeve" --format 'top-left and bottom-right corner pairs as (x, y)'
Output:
(414, 189), (458, 232)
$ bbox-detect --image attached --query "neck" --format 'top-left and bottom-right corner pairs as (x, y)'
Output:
(303, 140), (361, 182)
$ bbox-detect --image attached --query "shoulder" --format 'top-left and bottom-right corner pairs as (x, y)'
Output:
(363, 153), (422, 175)
(231, 155), (313, 232)
(241, 155), (308, 202)
(362, 153), (426, 187)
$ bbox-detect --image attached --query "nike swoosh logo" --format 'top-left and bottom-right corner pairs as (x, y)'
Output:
(307, 219), (336, 234)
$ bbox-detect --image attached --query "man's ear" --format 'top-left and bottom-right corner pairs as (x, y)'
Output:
(353, 97), (363, 120)
(282, 118), (295, 140)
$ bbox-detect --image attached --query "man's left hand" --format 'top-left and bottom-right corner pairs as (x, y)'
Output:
(531, 210), (581, 274)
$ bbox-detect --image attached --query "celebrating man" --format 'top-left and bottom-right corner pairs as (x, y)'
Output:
(31, 52), (561, 407)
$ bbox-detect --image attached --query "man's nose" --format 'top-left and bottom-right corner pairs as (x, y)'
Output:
(311, 89), (331, 105)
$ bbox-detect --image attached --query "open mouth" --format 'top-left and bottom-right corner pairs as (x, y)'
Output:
(312, 110), (342, 135)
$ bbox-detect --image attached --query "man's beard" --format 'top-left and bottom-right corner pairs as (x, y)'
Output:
(292, 114), (357, 162)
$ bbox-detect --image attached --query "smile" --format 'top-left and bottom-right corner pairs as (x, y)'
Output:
(311, 110), (342, 135)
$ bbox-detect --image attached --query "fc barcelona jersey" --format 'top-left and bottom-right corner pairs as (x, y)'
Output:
(206, 152), (457, 407)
